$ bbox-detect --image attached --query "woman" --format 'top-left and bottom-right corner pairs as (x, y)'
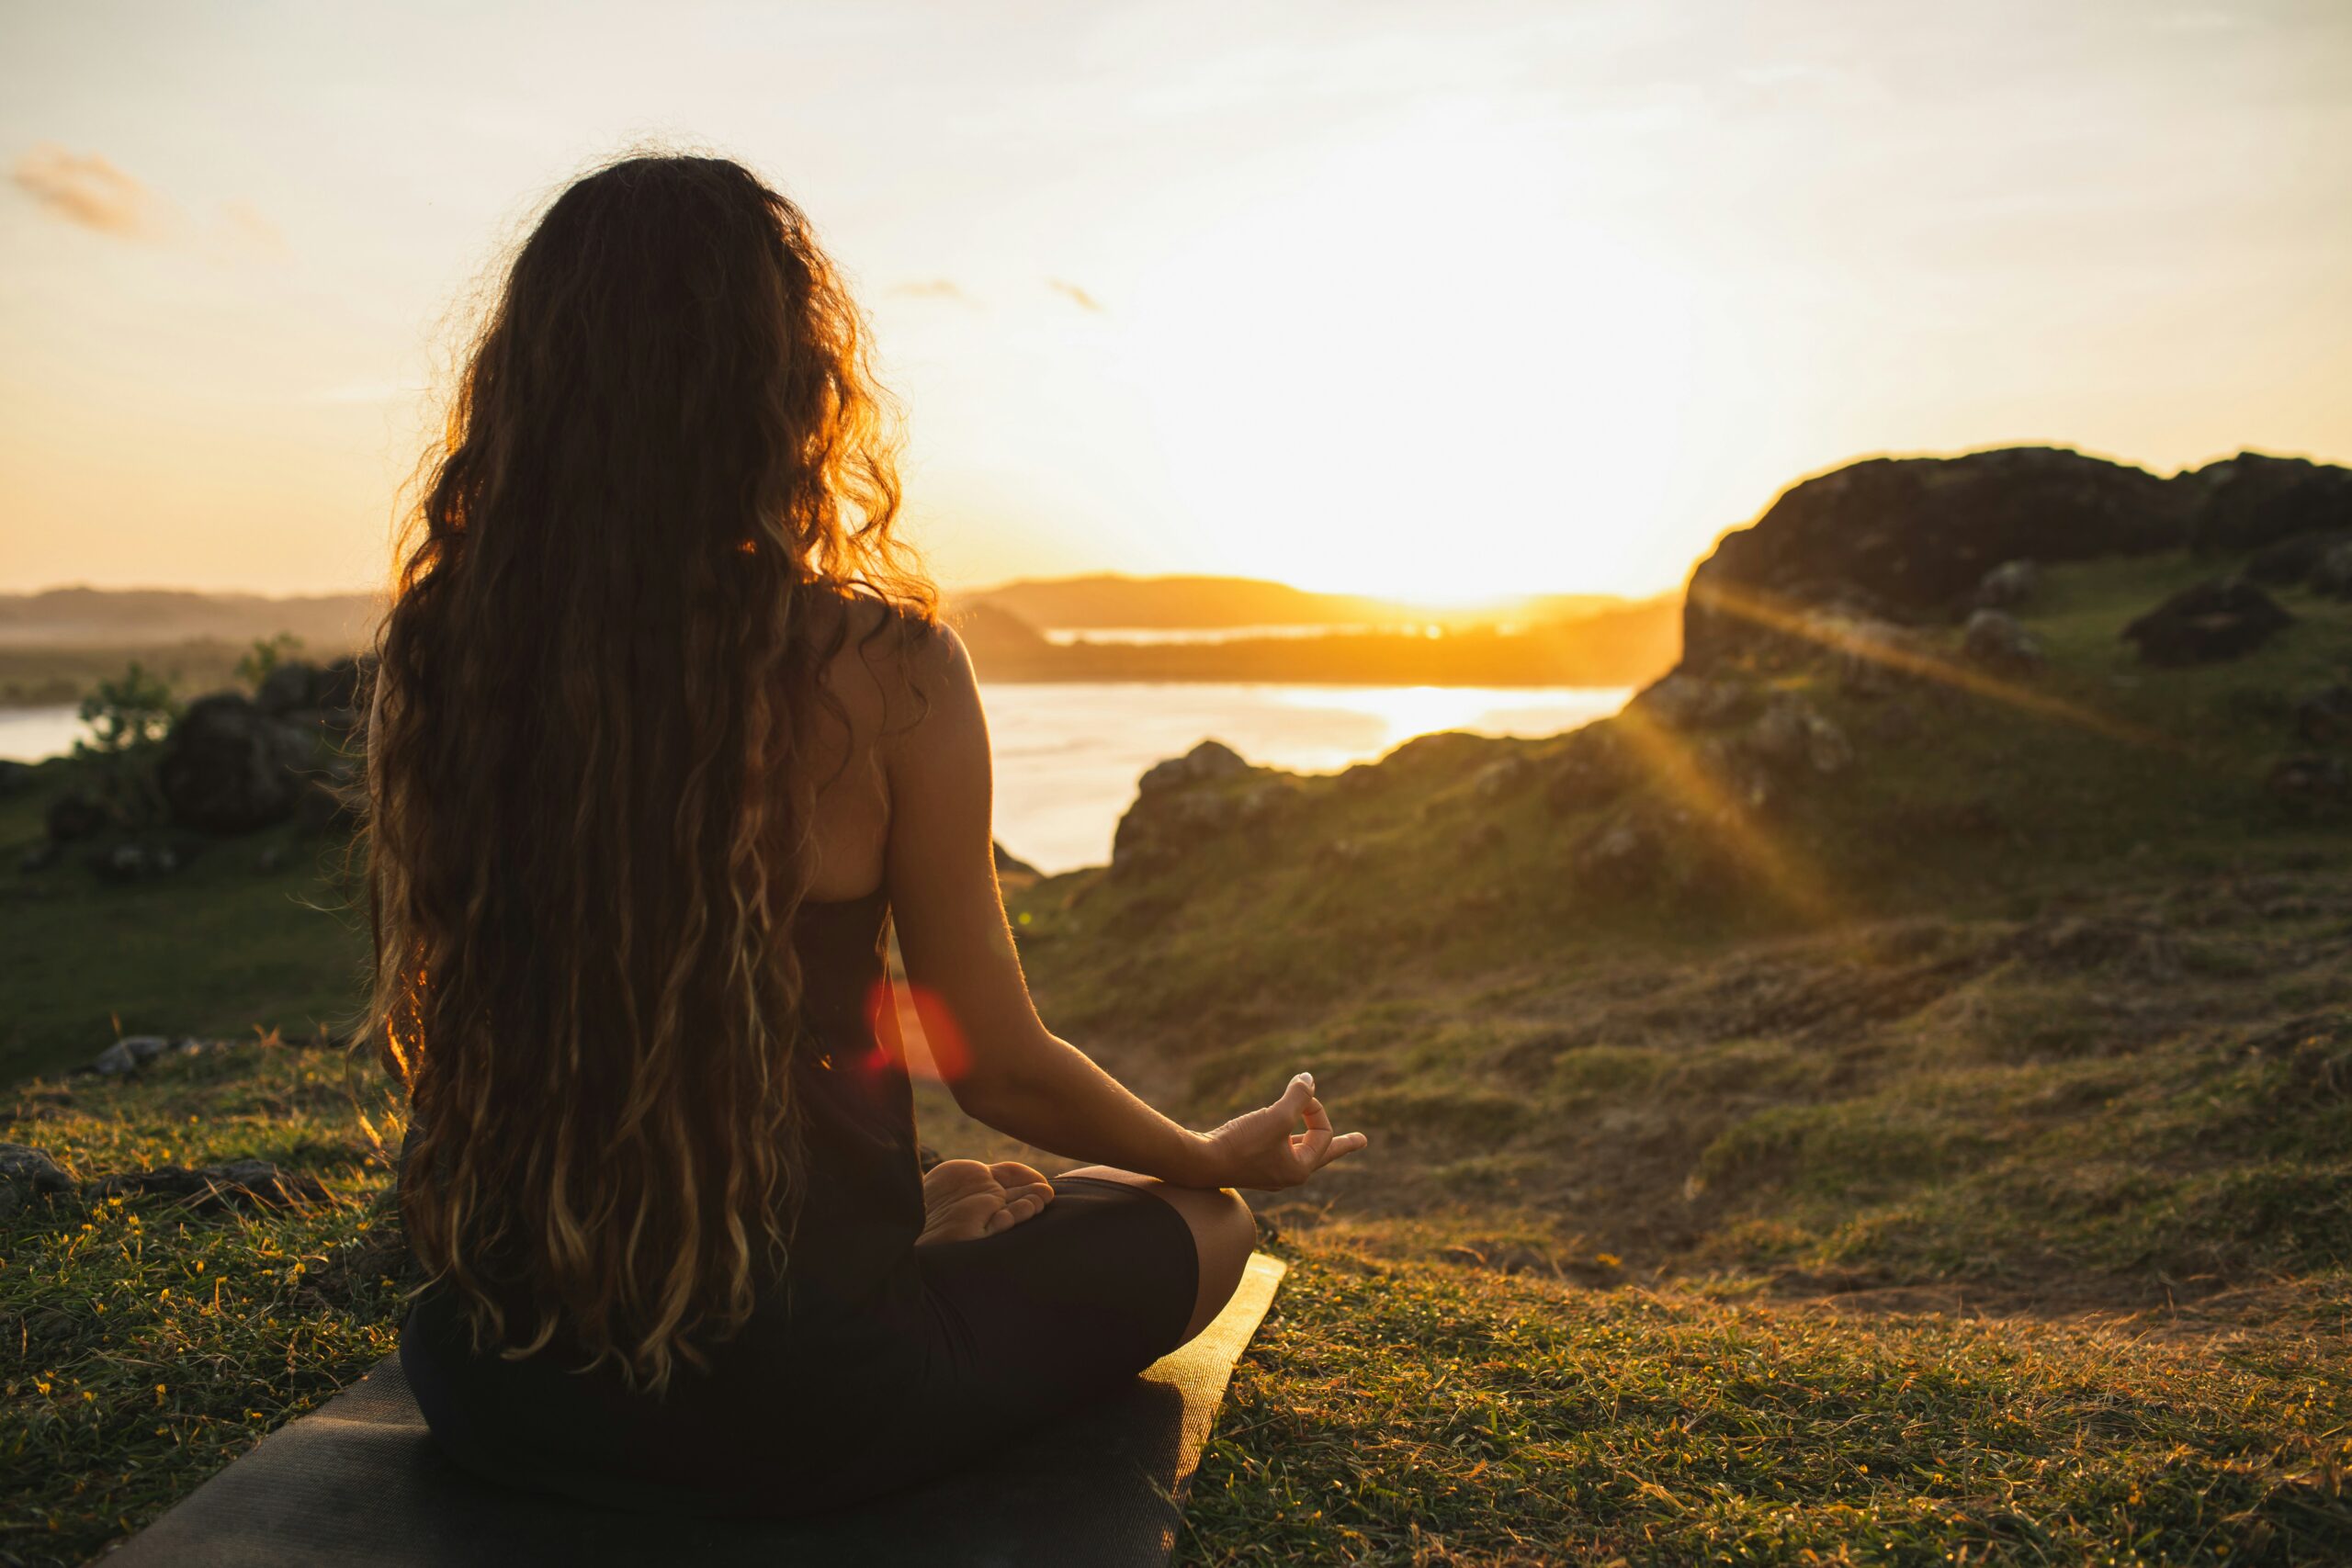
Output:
(367, 152), (1365, 1517)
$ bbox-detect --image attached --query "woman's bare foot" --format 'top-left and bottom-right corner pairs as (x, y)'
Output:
(916, 1158), (1055, 1246)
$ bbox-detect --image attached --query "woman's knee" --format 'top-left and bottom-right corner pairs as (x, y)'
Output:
(1061, 1167), (1254, 1341)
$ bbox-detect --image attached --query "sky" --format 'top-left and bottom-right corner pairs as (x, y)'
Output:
(1, 0), (2348, 604)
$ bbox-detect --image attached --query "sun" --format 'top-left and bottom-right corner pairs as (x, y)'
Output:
(1114, 99), (1701, 604)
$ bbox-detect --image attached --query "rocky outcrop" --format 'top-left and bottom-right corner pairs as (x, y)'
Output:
(156, 693), (319, 834)
(1682, 447), (2192, 673)
(2121, 578), (2292, 667)
(1972, 559), (2040, 610)
(2245, 529), (2352, 587)
(1112, 740), (1295, 875)
(254, 655), (368, 727)
(2185, 451), (2352, 555)
(1961, 608), (2043, 672)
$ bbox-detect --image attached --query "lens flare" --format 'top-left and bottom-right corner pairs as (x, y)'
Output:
(865, 976), (971, 1083)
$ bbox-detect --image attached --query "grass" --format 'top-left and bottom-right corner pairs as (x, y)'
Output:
(0, 760), (369, 1085)
(3, 1043), (405, 1565)
(1179, 1245), (2352, 1566)
(9, 1046), (2352, 1567)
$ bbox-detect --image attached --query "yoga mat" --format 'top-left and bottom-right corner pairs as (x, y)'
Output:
(107, 1252), (1286, 1568)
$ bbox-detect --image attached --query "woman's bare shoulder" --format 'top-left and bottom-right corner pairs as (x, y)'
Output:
(806, 586), (967, 738)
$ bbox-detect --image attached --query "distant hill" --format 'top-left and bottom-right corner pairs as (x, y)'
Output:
(959, 572), (1626, 631)
(0, 588), (379, 650)
(948, 592), (1679, 687)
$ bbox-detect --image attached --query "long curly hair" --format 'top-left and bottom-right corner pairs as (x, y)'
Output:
(367, 152), (933, 1393)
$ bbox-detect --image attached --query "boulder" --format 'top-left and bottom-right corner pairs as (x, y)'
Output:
(1544, 724), (1634, 816)
(1472, 755), (1537, 800)
(2267, 754), (2352, 811)
(2296, 685), (2352, 748)
(1635, 672), (1752, 730)
(45, 788), (108, 842)
(1113, 744), (1294, 875)
(1973, 558), (2040, 610)
(2184, 451), (2352, 555)
(1136, 739), (1250, 796)
(1961, 608), (2045, 672)
(254, 656), (369, 723)
(2312, 542), (2352, 599)
(1571, 813), (1663, 894)
(0, 1144), (75, 1217)
(2245, 529), (2352, 587)
(1745, 694), (1854, 775)
(2121, 578), (2292, 667)
(1682, 447), (2193, 672)
(90, 838), (186, 883)
(156, 693), (319, 834)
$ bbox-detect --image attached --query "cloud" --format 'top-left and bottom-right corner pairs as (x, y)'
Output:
(1046, 277), (1106, 313)
(10, 143), (169, 239)
(889, 277), (979, 306)
(220, 198), (288, 259)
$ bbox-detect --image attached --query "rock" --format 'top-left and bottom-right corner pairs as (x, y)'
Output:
(1544, 724), (1634, 815)
(119, 1034), (175, 1062)
(294, 767), (358, 837)
(1973, 558), (2040, 610)
(1961, 608), (2045, 672)
(0, 1144), (75, 1217)
(252, 656), (368, 725)
(90, 837), (184, 883)
(1815, 613), (1924, 696)
(254, 660), (318, 716)
(1572, 813), (1663, 894)
(1112, 747), (1294, 875)
(1635, 672), (1752, 729)
(2268, 754), (2352, 810)
(2245, 529), (2352, 587)
(2312, 542), (2352, 599)
(91, 1041), (139, 1075)
(2121, 577), (2292, 667)
(1683, 447), (2195, 672)
(156, 693), (319, 834)
(991, 840), (1041, 880)
(2185, 451), (2352, 555)
(1746, 694), (1854, 774)
(19, 840), (60, 873)
(1136, 739), (1250, 796)
(1473, 755), (1536, 799)
(45, 789), (108, 842)
(88, 1158), (332, 1212)
(2296, 685), (2352, 747)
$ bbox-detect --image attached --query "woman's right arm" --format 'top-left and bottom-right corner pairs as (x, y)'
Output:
(879, 622), (1366, 1190)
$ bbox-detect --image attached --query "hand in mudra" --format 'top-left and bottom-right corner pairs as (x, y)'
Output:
(916, 1158), (1056, 1246)
(1204, 1073), (1368, 1190)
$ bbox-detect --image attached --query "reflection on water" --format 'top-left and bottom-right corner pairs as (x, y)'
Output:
(982, 682), (1626, 873)
(0, 683), (1630, 874)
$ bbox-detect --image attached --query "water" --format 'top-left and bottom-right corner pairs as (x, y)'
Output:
(982, 682), (1624, 872)
(0, 682), (1627, 873)
(0, 705), (85, 765)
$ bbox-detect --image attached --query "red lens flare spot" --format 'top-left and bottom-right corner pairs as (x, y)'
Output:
(864, 977), (971, 1084)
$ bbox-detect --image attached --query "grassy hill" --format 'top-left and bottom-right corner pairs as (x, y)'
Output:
(6, 461), (2352, 1562)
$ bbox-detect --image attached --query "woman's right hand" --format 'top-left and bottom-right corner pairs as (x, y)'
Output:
(1196, 1073), (1368, 1190)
